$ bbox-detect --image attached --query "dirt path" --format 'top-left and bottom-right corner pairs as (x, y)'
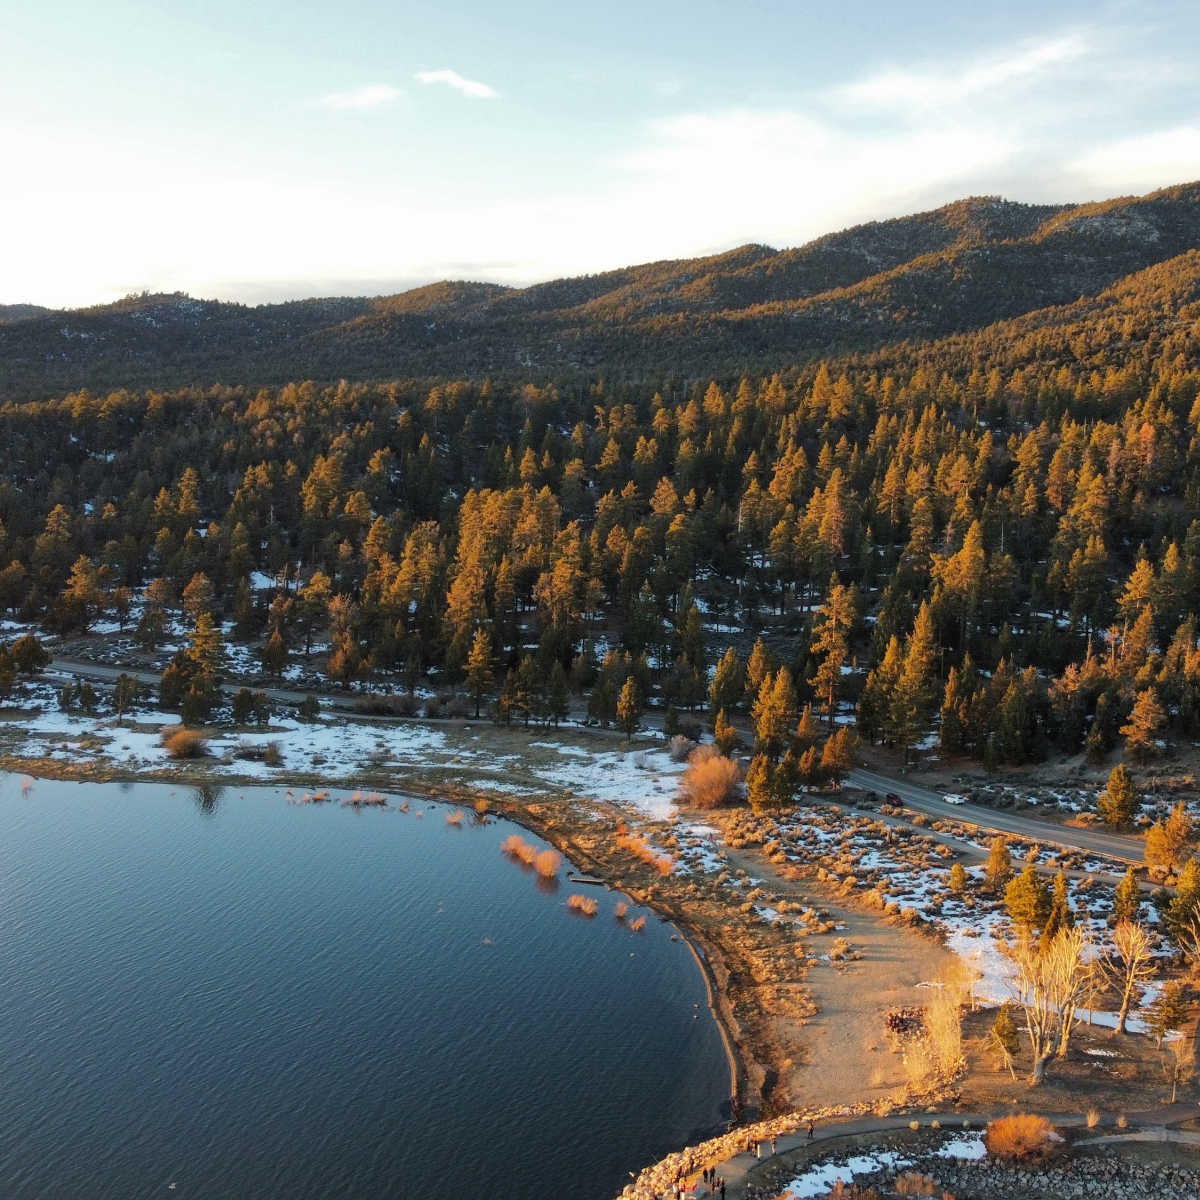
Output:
(724, 845), (957, 1110)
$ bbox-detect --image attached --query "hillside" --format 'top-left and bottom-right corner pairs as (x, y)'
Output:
(2, 182), (1199, 397)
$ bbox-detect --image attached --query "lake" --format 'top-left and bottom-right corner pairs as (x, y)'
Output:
(0, 773), (729, 1198)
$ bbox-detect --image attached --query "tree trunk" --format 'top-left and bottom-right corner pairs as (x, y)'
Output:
(1029, 1052), (1051, 1085)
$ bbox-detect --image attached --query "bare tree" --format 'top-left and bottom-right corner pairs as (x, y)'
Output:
(1100, 920), (1158, 1034)
(1008, 926), (1092, 1085)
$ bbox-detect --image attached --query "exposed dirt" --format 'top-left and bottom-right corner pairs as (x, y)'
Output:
(720, 842), (958, 1111)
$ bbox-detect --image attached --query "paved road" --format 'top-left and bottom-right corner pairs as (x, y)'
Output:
(48, 656), (356, 711)
(847, 766), (1144, 865)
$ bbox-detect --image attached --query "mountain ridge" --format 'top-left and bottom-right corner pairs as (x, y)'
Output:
(2, 181), (1199, 397)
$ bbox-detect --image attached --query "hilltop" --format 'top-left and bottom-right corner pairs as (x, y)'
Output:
(3, 181), (1200, 397)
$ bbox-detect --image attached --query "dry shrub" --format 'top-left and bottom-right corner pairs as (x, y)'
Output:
(669, 734), (698, 762)
(501, 834), (525, 856)
(615, 831), (675, 875)
(534, 849), (561, 878)
(1085, 1107), (1100, 1129)
(446, 809), (464, 825)
(614, 900), (629, 919)
(567, 893), (598, 916)
(679, 744), (742, 810)
(984, 1114), (1058, 1159)
(629, 915), (646, 932)
(895, 1173), (938, 1196)
(161, 726), (207, 759)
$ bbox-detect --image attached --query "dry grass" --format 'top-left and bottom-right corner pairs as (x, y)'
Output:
(501, 833), (538, 866)
(984, 1113), (1058, 1159)
(615, 831), (675, 875)
(567, 894), (598, 916)
(1086, 1107), (1101, 1129)
(160, 726), (207, 759)
(678, 745), (742, 810)
(445, 809), (464, 825)
(629, 915), (646, 932)
(614, 900), (629, 919)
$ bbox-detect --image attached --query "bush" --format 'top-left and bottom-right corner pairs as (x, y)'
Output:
(161, 726), (207, 759)
(678, 745), (742, 809)
(534, 849), (561, 878)
(669, 734), (698, 762)
(985, 1114), (1059, 1159)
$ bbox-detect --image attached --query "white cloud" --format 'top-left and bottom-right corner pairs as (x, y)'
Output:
(415, 68), (498, 99)
(838, 33), (1090, 112)
(1066, 126), (1200, 193)
(319, 83), (401, 110)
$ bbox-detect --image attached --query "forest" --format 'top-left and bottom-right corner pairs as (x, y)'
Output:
(3, 194), (1200, 813)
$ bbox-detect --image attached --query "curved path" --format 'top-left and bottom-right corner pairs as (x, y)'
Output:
(848, 766), (1144, 864)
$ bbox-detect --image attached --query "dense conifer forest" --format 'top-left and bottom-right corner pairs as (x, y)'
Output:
(3, 184), (1200, 805)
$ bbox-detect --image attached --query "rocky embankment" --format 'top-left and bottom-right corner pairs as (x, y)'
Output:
(616, 1107), (870, 1199)
(927, 1151), (1200, 1200)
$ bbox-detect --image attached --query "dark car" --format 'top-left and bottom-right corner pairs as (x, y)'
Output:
(885, 792), (901, 804)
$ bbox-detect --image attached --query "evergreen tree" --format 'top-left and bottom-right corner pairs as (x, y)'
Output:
(1120, 687), (1166, 760)
(708, 647), (744, 723)
(1113, 866), (1140, 923)
(752, 667), (796, 761)
(465, 628), (495, 719)
(617, 675), (642, 741)
(713, 708), (739, 756)
(985, 835), (1013, 890)
(1097, 763), (1139, 829)
(891, 600), (938, 760)
(1005, 863), (1052, 933)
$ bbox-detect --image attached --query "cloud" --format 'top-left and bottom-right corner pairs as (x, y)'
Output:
(1067, 126), (1200, 192)
(837, 33), (1090, 112)
(415, 68), (498, 99)
(319, 84), (402, 111)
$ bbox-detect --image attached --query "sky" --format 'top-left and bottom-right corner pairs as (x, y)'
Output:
(4, 0), (1199, 308)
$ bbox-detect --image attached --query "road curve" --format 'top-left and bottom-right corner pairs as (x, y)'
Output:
(847, 766), (1143, 865)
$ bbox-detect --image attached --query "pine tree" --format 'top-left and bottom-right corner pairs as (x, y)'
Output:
(857, 634), (901, 745)
(744, 638), (774, 707)
(1097, 763), (1139, 829)
(985, 835), (1013, 891)
(948, 862), (967, 893)
(752, 667), (796, 761)
(1005, 863), (1052, 933)
(546, 662), (570, 727)
(188, 611), (223, 674)
(1148, 981), (1189, 1048)
(617, 675), (642, 741)
(745, 753), (774, 813)
(1113, 866), (1140, 923)
(794, 702), (821, 748)
(1120, 687), (1166, 760)
(708, 647), (744, 723)
(713, 708), (739, 756)
(465, 628), (495, 719)
(261, 627), (287, 677)
(1165, 858), (1200, 942)
(891, 600), (938, 760)
(808, 581), (857, 726)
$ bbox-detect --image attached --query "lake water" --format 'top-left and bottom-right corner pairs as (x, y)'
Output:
(0, 773), (729, 1199)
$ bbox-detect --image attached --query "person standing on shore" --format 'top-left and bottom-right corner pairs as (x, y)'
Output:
(807, 1119), (815, 1140)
